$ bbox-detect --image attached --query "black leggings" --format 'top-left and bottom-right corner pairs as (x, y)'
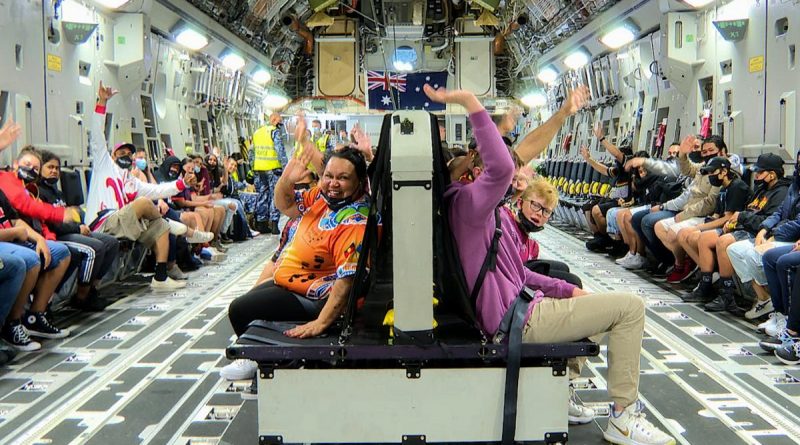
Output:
(525, 259), (583, 288)
(228, 281), (323, 337)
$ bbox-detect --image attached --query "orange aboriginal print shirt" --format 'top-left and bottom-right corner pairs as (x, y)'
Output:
(273, 187), (371, 300)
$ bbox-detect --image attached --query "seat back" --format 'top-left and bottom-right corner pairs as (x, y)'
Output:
(60, 169), (85, 206)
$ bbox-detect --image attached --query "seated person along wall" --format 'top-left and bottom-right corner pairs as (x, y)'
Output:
(85, 82), (193, 290)
(677, 157), (751, 312)
(655, 135), (726, 284)
(38, 150), (120, 310)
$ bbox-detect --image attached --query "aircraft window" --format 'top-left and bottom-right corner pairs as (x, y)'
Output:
(392, 45), (418, 72)
(789, 44), (796, 70)
(15, 44), (23, 70)
(775, 17), (788, 37)
(674, 21), (683, 49)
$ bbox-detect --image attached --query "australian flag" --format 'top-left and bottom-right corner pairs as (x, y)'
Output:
(366, 70), (448, 111)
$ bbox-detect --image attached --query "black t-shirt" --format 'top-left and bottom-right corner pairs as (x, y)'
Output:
(0, 189), (19, 229)
(716, 177), (751, 215)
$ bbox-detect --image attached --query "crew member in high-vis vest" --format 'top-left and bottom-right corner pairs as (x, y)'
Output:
(249, 112), (287, 235)
(311, 120), (335, 153)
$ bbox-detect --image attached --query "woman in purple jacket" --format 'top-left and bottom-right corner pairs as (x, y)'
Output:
(425, 84), (675, 445)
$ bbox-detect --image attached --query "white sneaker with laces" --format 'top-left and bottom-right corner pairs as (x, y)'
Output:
(745, 299), (774, 320)
(568, 386), (595, 424)
(765, 314), (788, 338)
(186, 230), (214, 244)
(150, 276), (187, 290)
(604, 401), (676, 445)
(622, 254), (648, 271)
(167, 219), (188, 236)
(221, 359), (258, 381)
(616, 252), (634, 265)
(205, 247), (228, 262)
(758, 312), (782, 332)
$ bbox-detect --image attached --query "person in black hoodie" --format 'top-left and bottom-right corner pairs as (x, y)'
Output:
(38, 151), (119, 310)
(720, 153), (791, 319)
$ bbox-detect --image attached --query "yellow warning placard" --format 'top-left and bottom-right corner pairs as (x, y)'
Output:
(749, 55), (764, 73)
(47, 54), (62, 72)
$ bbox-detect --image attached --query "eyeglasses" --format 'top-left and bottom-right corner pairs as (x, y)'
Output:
(526, 200), (553, 217)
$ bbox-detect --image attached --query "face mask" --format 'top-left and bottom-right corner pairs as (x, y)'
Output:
(17, 166), (39, 183)
(753, 178), (766, 188)
(168, 170), (180, 180)
(702, 153), (717, 163)
(688, 151), (704, 163)
(516, 209), (544, 234)
(708, 174), (724, 187)
(194, 166), (201, 174)
(135, 159), (147, 170)
(321, 192), (356, 212)
(312, 127), (321, 135)
(43, 176), (59, 186)
(501, 185), (515, 204)
(115, 156), (133, 170)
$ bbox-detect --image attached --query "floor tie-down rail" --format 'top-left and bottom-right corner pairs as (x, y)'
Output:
(227, 322), (599, 445)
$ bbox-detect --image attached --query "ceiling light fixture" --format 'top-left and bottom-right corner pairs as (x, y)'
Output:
(252, 69), (272, 85)
(175, 28), (208, 51)
(537, 66), (558, 84)
(564, 49), (590, 70)
(682, 0), (714, 8)
(521, 92), (547, 108)
(221, 52), (245, 71)
(263, 93), (290, 109)
(600, 20), (639, 49)
(94, 0), (130, 8)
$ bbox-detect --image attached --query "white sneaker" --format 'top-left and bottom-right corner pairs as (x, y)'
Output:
(758, 312), (782, 332)
(205, 247), (228, 262)
(765, 314), (787, 338)
(150, 276), (187, 290)
(568, 386), (595, 424)
(622, 254), (648, 271)
(186, 230), (214, 244)
(250, 229), (260, 237)
(745, 299), (774, 320)
(220, 359), (257, 381)
(604, 401), (676, 445)
(616, 252), (634, 265)
(167, 219), (188, 236)
(167, 264), (188, 281)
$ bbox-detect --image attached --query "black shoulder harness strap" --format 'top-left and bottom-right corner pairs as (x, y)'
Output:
(469, 206), (503, 302)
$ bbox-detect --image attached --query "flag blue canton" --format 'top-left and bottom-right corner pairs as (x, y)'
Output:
(366, 71), (448, 111)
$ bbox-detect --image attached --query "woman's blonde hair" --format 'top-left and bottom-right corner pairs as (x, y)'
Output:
(521, 177), (559, 210)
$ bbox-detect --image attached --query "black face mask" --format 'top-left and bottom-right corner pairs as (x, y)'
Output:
(115, 156), (133, 170)
(702, 153), (718, 164)
(708, 174), (724, 187)
(516, 209), (544, 234)
(322, 192), (356, 212)
(17, 166), (39, 184)
(43, 177), (59, 186)
(502, 185), (515, 204)
(688, 151), (704, 163)
(753, 178), (766, 188)
(167, 170), (180, 180)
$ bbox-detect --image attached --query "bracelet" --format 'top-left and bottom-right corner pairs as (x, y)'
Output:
(599, 136), (606, 142)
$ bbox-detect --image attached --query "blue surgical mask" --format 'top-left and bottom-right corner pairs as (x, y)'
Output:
(135, 158), (147, 170)
(194, 166), (201, 174)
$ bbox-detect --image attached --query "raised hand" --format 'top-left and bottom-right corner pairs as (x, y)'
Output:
(422, 84), (483, 113)
(624, 157), (645, 172)
(97, 81), (118, 105)
(283, 156), (312, 185)
(679, 134), (697, 155)
(560, 85), (589, 116)
(593, 123), (604, 140)
(0, 117), (22, 151)
(294, 112), (308, 144)
(579, 145), (590, 160)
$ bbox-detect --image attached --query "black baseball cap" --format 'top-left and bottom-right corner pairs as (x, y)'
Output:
(750, 153), (784, 173)
(700, 156), (731, 175)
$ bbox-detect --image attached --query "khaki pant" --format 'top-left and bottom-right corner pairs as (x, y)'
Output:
(523, 292), (645, 407)
(98, 204), (169, 248)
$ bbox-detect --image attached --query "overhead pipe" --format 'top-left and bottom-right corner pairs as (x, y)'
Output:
(282, 15), (314, 56)
(493, 15), (528, 56)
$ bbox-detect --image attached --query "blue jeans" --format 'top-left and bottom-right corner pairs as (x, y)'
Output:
(634, 210), (677, 264)
(0, 241), (40, 271)
(254, 171), (280, 223)
(0, 252), (27, 322)
(762, 245), (800, 314)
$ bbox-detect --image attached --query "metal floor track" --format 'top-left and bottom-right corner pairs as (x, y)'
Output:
(1, 228), (799, 444)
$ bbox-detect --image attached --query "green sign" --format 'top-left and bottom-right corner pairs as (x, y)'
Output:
(117, 36), (126, 45)
(62, 21), (98, 44)
(713, 19), (748, 42)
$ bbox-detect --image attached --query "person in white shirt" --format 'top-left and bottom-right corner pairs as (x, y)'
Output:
(85, 82), (194, 290)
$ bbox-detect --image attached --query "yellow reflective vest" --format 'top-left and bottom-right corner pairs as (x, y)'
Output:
(252, 125), (281, 171)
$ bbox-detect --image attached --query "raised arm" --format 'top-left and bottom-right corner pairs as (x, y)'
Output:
(274, 153), (313, 219)
(514, 86), (589, 164)
(580, 145), (611, 176)
(593, 124), (624, 163)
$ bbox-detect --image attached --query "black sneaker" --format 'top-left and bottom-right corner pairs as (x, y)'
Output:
(2, 320), (41, 351)
(23, 311), (70, 339)
(704, 289), (739, 312)
(681, 283), (714, 303)
(70, 296), (108, 312)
